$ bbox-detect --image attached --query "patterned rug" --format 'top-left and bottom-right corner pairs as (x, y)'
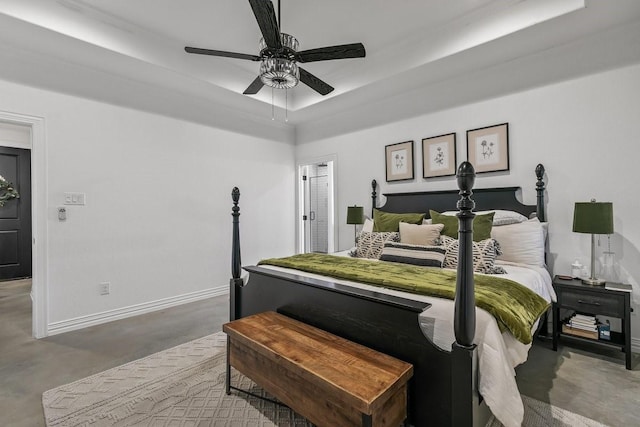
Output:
(43, 332), (608, 427)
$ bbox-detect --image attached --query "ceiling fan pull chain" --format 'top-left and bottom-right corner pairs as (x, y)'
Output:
(285, 88), (288, 122)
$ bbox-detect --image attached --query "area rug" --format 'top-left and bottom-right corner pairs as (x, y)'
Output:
(43, 332), (608, 427)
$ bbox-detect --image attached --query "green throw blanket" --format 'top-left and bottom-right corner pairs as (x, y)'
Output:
(258, 253), (549, 345)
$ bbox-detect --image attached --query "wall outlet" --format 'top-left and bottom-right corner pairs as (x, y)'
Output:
(99, 282), (110, 295)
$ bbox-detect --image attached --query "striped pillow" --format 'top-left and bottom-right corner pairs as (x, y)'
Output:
(379, 242), (446, 268)
(439, 235), (507, 274)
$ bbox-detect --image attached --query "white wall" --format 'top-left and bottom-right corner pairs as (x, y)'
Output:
(0, 79), (296, 333)
(296, 63), (640, 340)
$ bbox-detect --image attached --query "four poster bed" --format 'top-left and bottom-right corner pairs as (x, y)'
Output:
(228, 162), (550, 427)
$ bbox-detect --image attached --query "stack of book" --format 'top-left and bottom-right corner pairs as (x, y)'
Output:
(562, 314), (598, 339)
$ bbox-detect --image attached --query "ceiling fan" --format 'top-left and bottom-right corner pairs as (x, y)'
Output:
(184, 0), (366, 96)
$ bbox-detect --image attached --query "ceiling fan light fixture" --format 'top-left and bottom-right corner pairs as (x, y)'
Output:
(260, 57), (299, 89)
(259, 33), (299, 54)
(184, 1), (365, 98)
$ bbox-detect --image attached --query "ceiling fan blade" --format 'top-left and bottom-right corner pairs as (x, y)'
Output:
(248, 0), (282, 50)
(243, 76), (265, 95)
(296, 43), (366, 63)
(299, 67), (334, 96)
(185, 46), (260, 61)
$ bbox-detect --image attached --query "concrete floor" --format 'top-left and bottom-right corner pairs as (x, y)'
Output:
(517, 338), (640, 426)
(1, 279), (639, 426)
(0, 279), (228, 427)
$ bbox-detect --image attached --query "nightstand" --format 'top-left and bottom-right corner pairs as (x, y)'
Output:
(552, 275), (634, 369)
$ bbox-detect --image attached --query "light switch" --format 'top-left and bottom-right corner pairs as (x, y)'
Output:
(64, 192), (86, 205)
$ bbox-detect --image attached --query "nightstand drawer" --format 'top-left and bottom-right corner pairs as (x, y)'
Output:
(560, 290), (624, 316)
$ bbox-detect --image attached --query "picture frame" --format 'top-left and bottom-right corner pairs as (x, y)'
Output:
(422, 133), (457, 178)
(466, 123), (509, 173)
(385, 141), (414, 182)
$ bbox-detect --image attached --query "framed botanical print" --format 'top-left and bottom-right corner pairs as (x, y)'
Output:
(422, 133), (457, 178)
(466, 123), (509, 173)
(385, 141), (414, 182)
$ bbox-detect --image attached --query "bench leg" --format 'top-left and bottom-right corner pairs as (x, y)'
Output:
(226, 336), (231, 395)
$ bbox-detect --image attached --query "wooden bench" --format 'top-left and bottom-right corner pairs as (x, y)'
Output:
(223, 311), (413, 427)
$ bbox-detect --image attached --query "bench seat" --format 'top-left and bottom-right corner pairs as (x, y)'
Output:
(223, 311), (413, 427)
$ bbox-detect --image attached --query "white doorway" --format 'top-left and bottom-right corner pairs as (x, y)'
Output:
(0, 111), (48, 338)
(298, 158), (336, 254)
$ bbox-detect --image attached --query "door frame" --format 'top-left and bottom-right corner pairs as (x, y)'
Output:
(0, 110), (48, 338)
(296, 154), (337, 254)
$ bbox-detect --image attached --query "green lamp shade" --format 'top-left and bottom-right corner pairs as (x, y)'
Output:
(347, 206), (364, 225)
(573, 201), (614, 234)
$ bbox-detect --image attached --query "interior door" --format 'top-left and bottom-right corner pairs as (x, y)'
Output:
(0, 146), (32, 280)
(309, 174), (328, 253)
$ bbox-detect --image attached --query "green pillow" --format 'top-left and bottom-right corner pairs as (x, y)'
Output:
(373, 209), (425, 232)
(429, 210), (495, 241)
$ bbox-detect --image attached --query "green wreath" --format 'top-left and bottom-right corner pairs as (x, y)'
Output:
(0, 175), (20, 207)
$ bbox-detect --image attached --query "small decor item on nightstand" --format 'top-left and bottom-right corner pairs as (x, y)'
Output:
(563, 314), (598, 339)
(572, 199), (614, 286)
(571, 260), (583, 279)
(604, 282), (632, 292)
(599, 320), (611, 341)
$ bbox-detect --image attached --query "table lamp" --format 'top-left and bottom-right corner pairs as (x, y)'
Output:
(572, 199), (614, 285)
(346, 206), (364, 245)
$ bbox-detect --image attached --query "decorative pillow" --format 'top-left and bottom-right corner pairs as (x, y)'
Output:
(490, 218), (545, 266)
(355, 231), (400, 259)
(429, 210), (495, 241)
(439, 235), (507, 274)
(399, 222), (444, 246)
(441, 209), (527, 226)
(362, 217), (374, 233)
(486, 210), (528, 226)
(373, 209), (426, 232)
(380, 242), (446, 267)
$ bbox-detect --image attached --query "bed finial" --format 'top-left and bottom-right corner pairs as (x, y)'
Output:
(535, 164), (546, 222)
(455, 161), (476, 348)
(231, 187), (241, 282)
(371, 179), (378, 217)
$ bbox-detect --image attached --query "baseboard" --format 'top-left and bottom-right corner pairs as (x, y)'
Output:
(47, 286), (228, 336)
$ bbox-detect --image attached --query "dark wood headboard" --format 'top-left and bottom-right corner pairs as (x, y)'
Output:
(371, 164), (546, 220)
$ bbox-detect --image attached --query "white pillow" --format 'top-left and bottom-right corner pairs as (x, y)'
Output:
(490, 218), (545, 266)
(362, 218), (374, 233)
(441, 209), (527, 226)
(399, 222), (444, 245)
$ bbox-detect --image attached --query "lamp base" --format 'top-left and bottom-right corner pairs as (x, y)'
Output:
(581, 277), (606, 286)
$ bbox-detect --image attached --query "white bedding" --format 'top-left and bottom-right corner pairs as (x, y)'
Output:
(255, 257), (554, 427)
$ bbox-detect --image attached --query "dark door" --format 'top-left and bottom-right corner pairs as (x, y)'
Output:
(0, 146), (31, 280)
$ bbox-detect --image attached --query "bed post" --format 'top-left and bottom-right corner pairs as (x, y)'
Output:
(535, 164), (546, 222)
(371, 179), (377, 217)
(227, 187), (243, 395)
(225, 187), (244, 394)
(452, 161), (478, 427)
(230, 187), (243, 321)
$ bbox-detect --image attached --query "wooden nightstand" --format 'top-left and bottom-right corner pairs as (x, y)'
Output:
(552, 275), (634, 369)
